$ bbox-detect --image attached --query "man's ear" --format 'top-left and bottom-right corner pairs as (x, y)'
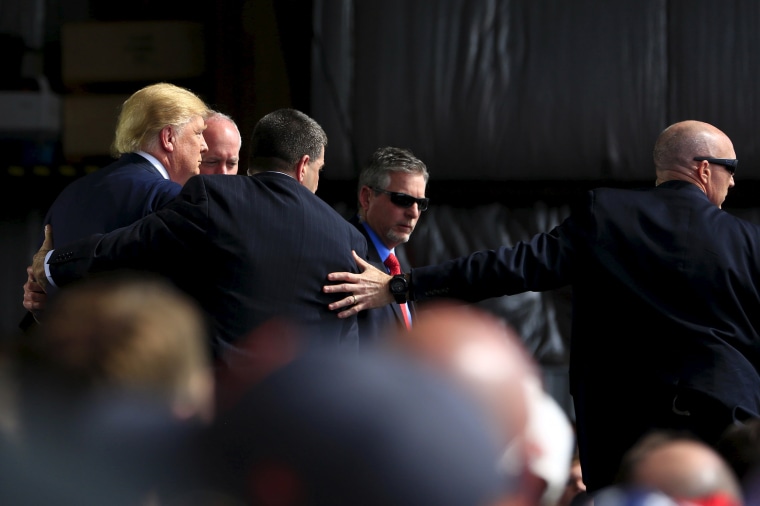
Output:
(696, 160), (711, 185)
(294, 154), (310, 183)
(359, 186), (372, 210)
(160, 125), (175, 152)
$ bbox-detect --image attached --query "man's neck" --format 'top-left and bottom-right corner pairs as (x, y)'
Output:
(360, 222), (393, 260)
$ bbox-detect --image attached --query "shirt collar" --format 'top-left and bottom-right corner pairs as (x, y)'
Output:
(137, 151), (170, 180)
(360, 220), (394, 267)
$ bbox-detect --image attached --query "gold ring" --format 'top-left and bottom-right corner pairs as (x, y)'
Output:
(351, 295), (357, 305)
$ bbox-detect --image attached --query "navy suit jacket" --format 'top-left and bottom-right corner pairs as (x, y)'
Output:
(408, 180), (760, 487)
(44, 152), (181, 246)
(20, 153), (181, 331)
(46, 172), (368, 362)
(410, 181), (760, 406)
(349, 215), (414, 344)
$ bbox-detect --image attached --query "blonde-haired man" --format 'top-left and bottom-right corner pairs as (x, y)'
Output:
(22, 82), (210, 328)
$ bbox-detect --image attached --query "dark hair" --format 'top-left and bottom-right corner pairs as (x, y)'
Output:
(247, 108), (327, 175)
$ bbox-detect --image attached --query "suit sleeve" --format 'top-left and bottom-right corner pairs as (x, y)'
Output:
(408, 191), (594, 303)
(47, 177), (211, 287)
(145, 179), (183, 213)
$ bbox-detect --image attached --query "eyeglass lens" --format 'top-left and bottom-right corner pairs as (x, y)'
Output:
(390, 193), (428, 211)
(373, 187), (429, 211)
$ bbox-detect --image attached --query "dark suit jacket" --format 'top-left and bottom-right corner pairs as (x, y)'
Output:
(349, 215), (415, 344)
(20, 153), (181, 332)
(408, 180), (760, 488)
(46, 172), (368, 362)
(44, 152), (181, 246)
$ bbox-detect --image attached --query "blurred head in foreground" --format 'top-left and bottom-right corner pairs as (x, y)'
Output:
(203, 349), (519, 506)
(3, 271), (215, 505)
(615, 430), (743, 506)
(386, 301), (575, 505)
(30, 270), (214, 423)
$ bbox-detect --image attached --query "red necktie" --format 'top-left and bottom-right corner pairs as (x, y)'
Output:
(384, 253), (412, 329)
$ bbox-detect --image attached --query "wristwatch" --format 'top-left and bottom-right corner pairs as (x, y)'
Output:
(389, 274), (409, 304)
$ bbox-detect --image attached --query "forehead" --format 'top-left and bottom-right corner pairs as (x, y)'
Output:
(188, 115), (206, 129)
(206, 126), (241, 152)
(205, 120), (236, 138)
(386, 171), (427, 189)
(178, 116), (206, 138)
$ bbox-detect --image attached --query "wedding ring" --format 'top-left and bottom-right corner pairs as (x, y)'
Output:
(351, 295), (357, 305)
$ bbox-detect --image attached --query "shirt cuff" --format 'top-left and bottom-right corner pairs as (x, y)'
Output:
(44, 249), (58, 292)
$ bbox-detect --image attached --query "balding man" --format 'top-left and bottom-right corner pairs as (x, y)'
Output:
(199, 111), (241, 175)
(325, 120), (760, 494)
(616, 430), (743, 506)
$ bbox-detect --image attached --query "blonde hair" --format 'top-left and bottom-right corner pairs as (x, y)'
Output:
(37, 272), (213, 421)
(111, 82), (210, 157)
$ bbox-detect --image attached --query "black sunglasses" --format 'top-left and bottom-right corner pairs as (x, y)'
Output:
(693, 157), (738, 175)
(371, 187), (429, 211)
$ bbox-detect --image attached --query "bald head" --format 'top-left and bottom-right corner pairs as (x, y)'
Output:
(388, 302), (539, 448)
(653, 120), (736, 207)
(387, 303), (577, 505)
(200, 112), (241, 175)
(653, 121), (734, 182)
(618, 432), (743, 504)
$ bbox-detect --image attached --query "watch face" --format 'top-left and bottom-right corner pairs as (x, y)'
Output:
(390, 277), (406, 293)
(389, 276), (407, 304)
